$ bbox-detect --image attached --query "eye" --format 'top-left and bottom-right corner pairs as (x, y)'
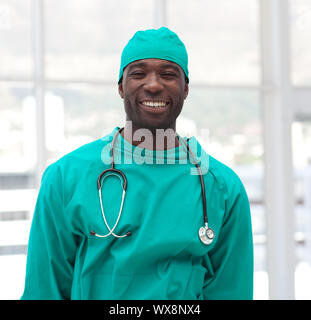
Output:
(129, 71), (145, 78)
(162, 72), (178, 79)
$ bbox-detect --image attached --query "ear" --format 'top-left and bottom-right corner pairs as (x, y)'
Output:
(183, 83), (189, 100)
(118, 82), (124, 99)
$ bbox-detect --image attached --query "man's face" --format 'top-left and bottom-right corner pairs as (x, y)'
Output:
(118, 58), (189, 131)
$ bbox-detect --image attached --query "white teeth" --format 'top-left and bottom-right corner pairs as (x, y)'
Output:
(142, 101), (167, 108)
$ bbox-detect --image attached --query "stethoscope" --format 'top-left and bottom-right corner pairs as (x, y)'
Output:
(90, 127), (215, 245)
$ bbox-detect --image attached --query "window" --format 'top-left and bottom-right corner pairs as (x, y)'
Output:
(1, 0), (309, 300)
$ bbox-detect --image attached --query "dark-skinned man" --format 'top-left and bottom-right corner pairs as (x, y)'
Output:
(22, 27), (253, 300)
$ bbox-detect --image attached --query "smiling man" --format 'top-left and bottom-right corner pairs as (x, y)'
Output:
(21, 27), (254, 300)
(118, 28), (189, 150)
(120, 58), (188, 149)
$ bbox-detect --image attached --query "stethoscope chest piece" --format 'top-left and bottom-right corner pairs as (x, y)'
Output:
(199, 225), (215, 245)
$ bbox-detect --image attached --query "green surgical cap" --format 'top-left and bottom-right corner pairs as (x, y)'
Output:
(118, 27), (189, 83)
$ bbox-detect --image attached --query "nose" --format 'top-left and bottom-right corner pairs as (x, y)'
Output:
(143, 72), (164, 94)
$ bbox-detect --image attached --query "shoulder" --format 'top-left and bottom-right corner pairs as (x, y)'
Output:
(188, 136), (248, 205)
(40, 129), (116, 184)
(208, 155), (245, 197)
(57, 135), (111, 167)
(43, 139), (101, 177)
(207, 155), (251, 227)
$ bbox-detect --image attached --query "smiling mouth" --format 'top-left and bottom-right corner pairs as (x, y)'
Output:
(140, 100), (169, 109)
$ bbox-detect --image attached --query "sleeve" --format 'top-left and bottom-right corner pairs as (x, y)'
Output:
(202, 179), (254, 300)
(21, 164), (78, 300)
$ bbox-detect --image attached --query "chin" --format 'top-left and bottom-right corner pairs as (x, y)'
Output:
(142, 121), (174, 131)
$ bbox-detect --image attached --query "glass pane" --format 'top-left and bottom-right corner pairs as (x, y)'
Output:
(0, 83), (36, 300)
(254, 245), (269, 299)
(0, 254), (28, 299)
(292, 121), (311, 299)
(0, 188), (36, 300)
(291, 0), (311, 86)
(179, 89), (263, 167)
(0, 84), (35, 173)
(167, 0), (260, 85)
(45, 0), (154, 81)
(0, 0), (32, 77)
(45, 84), (125, 165)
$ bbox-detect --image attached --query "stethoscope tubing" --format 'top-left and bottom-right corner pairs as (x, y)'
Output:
(91, 127), (214, 244)
(91, 168), (130, 238)
(177, 136), (208, 225)
(96, 188), (127, 238)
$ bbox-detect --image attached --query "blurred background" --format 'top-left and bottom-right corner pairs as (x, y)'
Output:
(0, 0), (310, 300)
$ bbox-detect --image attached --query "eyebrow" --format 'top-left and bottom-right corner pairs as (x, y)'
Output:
(127, 62), (147, 71)
(160, 63), (181, 73)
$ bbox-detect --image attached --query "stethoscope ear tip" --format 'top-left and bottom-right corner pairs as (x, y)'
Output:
(90, 231), (96, 236)
(126, 231), (132, 237)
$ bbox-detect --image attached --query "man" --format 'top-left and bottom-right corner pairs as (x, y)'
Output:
(21, 27), (253, 300)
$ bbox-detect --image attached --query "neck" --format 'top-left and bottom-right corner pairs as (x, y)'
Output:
(121, 122), (180, 150)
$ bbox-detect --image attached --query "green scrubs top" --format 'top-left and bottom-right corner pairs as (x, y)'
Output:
(21, 127), (253, 300)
